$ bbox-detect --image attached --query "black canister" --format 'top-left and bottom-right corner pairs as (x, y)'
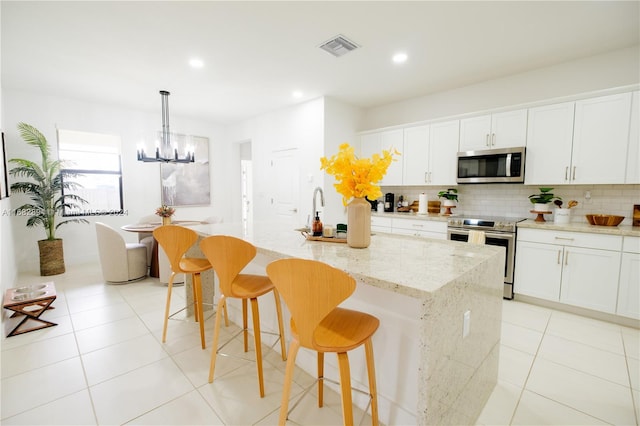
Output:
(384, 193), (394, 212)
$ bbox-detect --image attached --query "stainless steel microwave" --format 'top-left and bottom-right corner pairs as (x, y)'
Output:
(457, 147), (526, 183)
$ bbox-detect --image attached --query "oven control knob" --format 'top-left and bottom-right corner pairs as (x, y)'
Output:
(495, 222), (503, 229)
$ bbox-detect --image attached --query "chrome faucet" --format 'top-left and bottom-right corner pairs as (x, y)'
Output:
(312, 186), (324, 220)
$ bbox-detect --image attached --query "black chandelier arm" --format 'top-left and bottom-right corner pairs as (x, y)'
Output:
(137, 148), (194, 163)
(137, 90), (195, 164)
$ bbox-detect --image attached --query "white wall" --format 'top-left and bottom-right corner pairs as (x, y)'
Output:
(228, 97), (326, 228)
(0, 0), (15, 288)
(363, 46), (640, 130)
(322, 97), (364, 225)
(2, 88), (227, 274)
(227, 96), (364, 229)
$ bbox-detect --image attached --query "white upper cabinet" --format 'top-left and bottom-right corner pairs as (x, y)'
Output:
(459, 109), (527, 152)
(571, 92), (632, 184)
(402, 125), (430, 185)
(402, 121), (458, 186)
(381, 129), (404, 185)
(429, 120), (459, 185)
(626, 91), (639, 184)
(526, 92), (633, 185)
(360, 129), (403, 186)
(525, 102), (575, 185)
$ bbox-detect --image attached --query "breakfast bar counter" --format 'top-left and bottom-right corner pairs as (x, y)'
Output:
(185, 221), (504, 425)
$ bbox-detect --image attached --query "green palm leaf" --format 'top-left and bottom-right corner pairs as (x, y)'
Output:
(9, 122), (88, 240)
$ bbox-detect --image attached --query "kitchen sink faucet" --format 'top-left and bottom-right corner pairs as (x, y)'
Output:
(312, 186), (324, 222)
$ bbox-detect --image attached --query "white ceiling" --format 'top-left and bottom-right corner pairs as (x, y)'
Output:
(2, 1), (639, 124)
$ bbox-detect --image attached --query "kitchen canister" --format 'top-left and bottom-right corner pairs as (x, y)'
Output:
(418, 193), (428, 215)
(554, 208), (571, 225)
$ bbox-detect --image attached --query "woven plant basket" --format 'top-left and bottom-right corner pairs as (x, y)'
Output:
(38, 239), (65, 276)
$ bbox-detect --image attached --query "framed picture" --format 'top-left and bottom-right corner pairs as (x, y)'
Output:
(1, 132), (8, 199)
(160, 135), (210, 206)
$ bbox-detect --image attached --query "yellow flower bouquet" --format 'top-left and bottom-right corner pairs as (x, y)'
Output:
(320, 143), (399, 205)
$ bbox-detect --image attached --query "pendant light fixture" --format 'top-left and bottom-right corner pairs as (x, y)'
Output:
(137, 90), (195, 163)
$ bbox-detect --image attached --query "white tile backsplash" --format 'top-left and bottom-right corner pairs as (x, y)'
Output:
(380, 184), (640, 224)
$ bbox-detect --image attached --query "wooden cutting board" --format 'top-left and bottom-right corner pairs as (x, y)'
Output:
(305, 235), (347, 243)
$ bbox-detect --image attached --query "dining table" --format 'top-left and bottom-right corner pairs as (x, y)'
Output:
(121, 220), (205, 278)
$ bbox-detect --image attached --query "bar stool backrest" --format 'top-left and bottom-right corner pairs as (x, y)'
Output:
(153, 225), (198, 273)
(199, 235), (257, 297)
(266, 258), (356, 350)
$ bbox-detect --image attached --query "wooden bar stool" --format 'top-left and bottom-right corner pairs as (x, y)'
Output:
(266, 258), (380, 426)
(153, 225), (227, 349)
(200, 235), (287, 398)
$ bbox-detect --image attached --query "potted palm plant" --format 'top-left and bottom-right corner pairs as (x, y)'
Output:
(10, 122), (89, 275)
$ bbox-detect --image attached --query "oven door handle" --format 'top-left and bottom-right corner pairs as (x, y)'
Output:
(449, 229), (513, 241)
(484, 231), (514, 241)
(506, 153), (512, 177)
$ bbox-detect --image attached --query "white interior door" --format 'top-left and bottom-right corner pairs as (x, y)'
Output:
(272, 149), (300, 225)
(241, 159), (253, 233)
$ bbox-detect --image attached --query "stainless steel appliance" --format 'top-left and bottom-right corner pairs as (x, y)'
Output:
(447, 216), (525, 299)
(457, 147), (525, 183)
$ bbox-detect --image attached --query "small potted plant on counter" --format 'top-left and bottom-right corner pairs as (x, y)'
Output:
(528, 187), (561, 212)
(438, 188), (458, 215)
(438, 188), (458, 206)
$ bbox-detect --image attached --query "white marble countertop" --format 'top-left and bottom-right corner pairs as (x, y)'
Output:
(518, 219), (640, 237)
(187, 221), (504, 299)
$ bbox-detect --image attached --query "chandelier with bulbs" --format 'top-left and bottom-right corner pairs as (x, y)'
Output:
(137, 90), (194, 163)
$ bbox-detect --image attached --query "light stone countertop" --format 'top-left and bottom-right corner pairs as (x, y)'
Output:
(187, 221), (504, 299)
(518, 219), (640, 237)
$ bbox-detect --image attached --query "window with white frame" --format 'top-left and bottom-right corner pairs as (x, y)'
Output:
(57, 129), (124, 216)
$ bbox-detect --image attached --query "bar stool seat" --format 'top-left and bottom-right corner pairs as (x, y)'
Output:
(200, 235), (287, 398)
(153, 225), (227, 349)
(267, 258), (380, 426)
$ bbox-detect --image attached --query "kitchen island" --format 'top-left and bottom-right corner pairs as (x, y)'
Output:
(185, 222), (504, 425)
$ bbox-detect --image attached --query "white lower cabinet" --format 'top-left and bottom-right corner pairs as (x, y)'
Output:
(559, 246), (621, 313)
(617, 237), (640, 319)
(391, 218), (446, 239)
(515, 229), (622, 313)
(371, 216), (392, 233)
(514, 241), (563, 300)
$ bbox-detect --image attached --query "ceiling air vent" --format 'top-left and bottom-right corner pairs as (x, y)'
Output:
(319, 35), (359, 57)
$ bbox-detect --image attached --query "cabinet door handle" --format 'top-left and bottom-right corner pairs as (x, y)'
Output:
(486, 134), (490, 146)
(412, 224), (424, 228)
(572, 166), (576, 180)
(565, 250), (569, 265)
(565, 166), (569, 181)
(554, 237), (574, 241)
(492, 133), (496, 146)
(424, 172), (428, 183)
(429, 172), (432, 183)
(557, 250), (562, 265)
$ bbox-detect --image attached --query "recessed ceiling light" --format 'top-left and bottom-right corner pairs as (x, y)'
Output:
(392, 52), (408, 64)
(292, 91), (303, 99)
(189, 58), (204, 68)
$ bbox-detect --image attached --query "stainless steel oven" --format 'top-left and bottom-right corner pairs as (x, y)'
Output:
(447, 216), (525, 299)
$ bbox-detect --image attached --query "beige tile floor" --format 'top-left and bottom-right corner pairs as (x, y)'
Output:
(1, 262), (638, 425)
